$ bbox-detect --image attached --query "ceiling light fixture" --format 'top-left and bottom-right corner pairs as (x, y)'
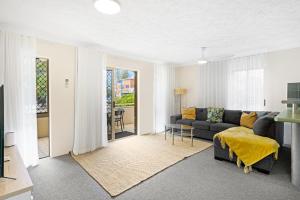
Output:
(198, 47), (208, 65)
(197, 60), (208, 64)
(94, 0), (121, 15)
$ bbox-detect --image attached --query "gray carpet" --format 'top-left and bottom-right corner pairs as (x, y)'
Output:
(28, 147), (300, 200)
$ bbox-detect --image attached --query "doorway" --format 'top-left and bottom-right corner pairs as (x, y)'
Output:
(107, 68), (137, 140)
(36, 58), (50, 159)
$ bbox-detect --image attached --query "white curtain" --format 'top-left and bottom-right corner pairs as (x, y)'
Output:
(227, 55), (265, 110)
(153, 63), (176, 133)
(0, 31), (38, 167)
(199, 54), (265, 111)
(199, 60), (228, 108)
(73, 47), (107, 155)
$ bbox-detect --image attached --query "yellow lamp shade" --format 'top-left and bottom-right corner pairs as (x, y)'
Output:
(175, 88), (187, 95)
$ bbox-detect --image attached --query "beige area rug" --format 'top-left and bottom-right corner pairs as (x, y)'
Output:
(72, 134), (212, 197)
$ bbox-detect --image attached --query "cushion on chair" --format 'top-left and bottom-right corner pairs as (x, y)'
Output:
(223, 110), (242, 125)
(210, 123), (238, 132)
(176, 119), (195, 126)
(192, 121), (211, 130)
(196, 108), (207, 121)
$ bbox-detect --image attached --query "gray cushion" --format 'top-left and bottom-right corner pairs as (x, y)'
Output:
(192, 121), (211, 130)
(223, 110), (242, 125)
(193, 129), (216, 140)
(256, 111), (270, 118)
(170, 114), (182, 124)
(210, 123), (238, 132)
(244, 111), (270, 118)
(176, 119), (195, 126)
(196, 108), (207, 121)
(253, 116), (274, 137)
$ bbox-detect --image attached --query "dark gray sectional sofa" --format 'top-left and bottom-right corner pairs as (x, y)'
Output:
(170, 108), (284, 173)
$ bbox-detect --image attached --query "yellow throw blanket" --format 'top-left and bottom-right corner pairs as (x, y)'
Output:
(214, 126), (279, 173)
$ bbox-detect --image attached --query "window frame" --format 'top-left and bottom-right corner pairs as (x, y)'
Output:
(36, 57), (49, 117)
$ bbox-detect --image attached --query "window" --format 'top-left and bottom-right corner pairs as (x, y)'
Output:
(227, 68), (264, 110)
(36, 58), (49, 114)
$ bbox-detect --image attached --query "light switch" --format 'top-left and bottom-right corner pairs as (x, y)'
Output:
(65, 78), (69, 88)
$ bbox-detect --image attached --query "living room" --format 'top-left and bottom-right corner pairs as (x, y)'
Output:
(0, 1), (300, 200)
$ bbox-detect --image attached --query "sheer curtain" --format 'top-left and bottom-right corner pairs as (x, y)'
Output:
(0, 31), (38, 167)
(73, 47), (108, 155)
(199, 60), (228, 108)
(153, 63), (176, 133)
(199, 54), (265, 111)
(227, 55), (265, 110)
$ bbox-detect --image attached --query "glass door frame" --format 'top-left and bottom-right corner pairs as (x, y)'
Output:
(107, 67), (116, 140)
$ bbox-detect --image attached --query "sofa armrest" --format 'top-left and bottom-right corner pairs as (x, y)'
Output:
(267, 112), (284, 146)
(170, 114), (182, 124)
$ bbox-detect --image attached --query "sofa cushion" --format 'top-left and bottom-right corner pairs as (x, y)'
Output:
(240, 112), (257, 129)
(182, 107), (196, 120)
(244, 111), (270, 118)
(176, 119), (195, 126)
(210, 123), (238, 132)
(207, 107), (224, 123)
(193, 129), (216, 140)
(253, 115), (274, 137)
(170, 114), (182, 124)
(196, 108), (207, 121)
(223, 110), (242, 125)
(192, 121), (211, 131)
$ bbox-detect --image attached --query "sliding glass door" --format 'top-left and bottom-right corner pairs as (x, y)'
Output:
(106, 68), (137, 141)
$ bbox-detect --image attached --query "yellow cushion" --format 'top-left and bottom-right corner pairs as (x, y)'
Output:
(182, 107), (196, 120)
(240, 112), (257, 129)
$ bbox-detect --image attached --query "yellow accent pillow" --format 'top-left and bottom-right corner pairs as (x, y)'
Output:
(240, 112), (257, 129)
(182, 107), (196, 120)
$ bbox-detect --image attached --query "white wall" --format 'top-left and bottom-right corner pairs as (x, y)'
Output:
(107, 55), (155, 134)
(175, 66), (201, 108)
(37, 39), (76, 157)
(264, 48), (300, 111)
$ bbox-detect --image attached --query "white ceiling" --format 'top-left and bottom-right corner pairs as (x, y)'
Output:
(0, 0), (300, 64)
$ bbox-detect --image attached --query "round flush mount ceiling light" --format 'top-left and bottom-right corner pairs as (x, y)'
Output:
(94, 0), (121, 15)
(197, 60), (208, 65)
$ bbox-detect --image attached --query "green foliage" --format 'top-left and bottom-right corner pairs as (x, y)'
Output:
(115, 93), (135, 106)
